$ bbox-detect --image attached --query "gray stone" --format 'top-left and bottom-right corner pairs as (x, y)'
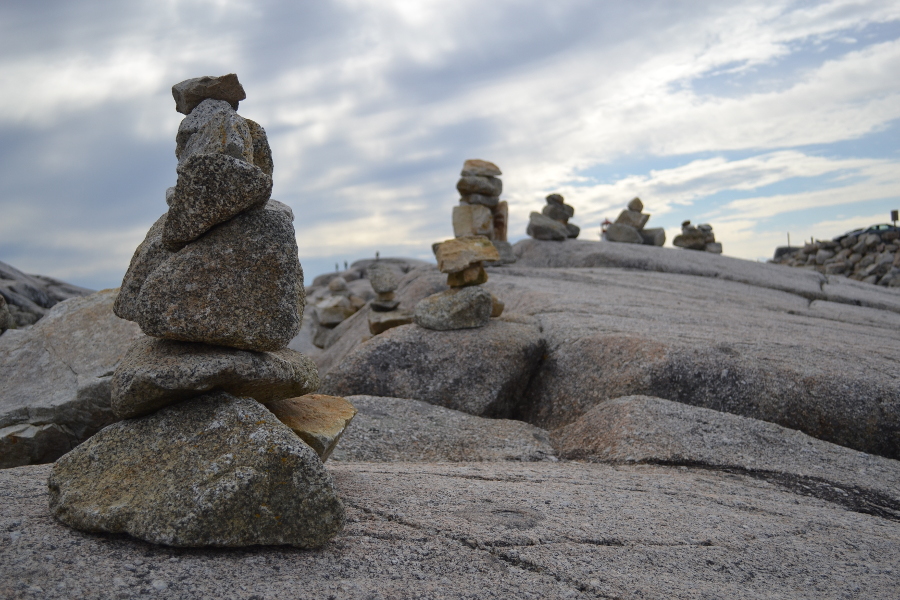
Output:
(110, 337), (320, 419)
(627, 197), (644, 212)
(122, 201), (304, 351)
(615, 209), (649, 230)
(488, 240), (517, 265)
(414, 286), (493, 331)
(816, 248), (835, 264)
(245, 118), (274, 177)
(640, 227), (666, 246)
(705, 242), (723, 254)
(5, 460), (900, 598)
(371, 299), (400, 312)
(366, 263), (399, 294)
(456, 175), (502, 197)
(172, 73), (246, 115)
(452, 204), (494, 238)
(164, 153), (272, 250)
(322, 318), (544, 417)
(48, 393), (344, 548)
(327, 276), (349, 294)
(0, 289), (142, 468)
(315, 295), (355, 327)
(0, 295), (9, 332)
(0, 260), (94, 328)
(526, 212), (569, 241)
(460, 159), (501, 177)
(565, 223), (580, 239)
(541, 203), (570, 223)
(174, 99), (252, 164)
(605, 222), (643, 243)
(673, 230), (709, 250)
(546, 193), (564, 204)
(553, 395), (900, 502)
(330, 395), (556, 462)
(368, 309), (414, 335)
(460, 193), (500, 207)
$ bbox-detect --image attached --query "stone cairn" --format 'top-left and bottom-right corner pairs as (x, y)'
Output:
(415, 236), (505, 331)
(366, 262), (414, 335)
(770, 230), (900, 287)
(311, 275), (367, 347)
(526, 193), (580, 241)
(453, 159), (515, 264)
(47, 75), (356, 549)
(605, 197), (665, 246)
(673, 220), (722, 253)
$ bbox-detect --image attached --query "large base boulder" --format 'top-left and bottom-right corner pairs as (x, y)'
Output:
(321, 318), (545, 417)
(526, 212), (569, 241)
(49, 393), (344, 548)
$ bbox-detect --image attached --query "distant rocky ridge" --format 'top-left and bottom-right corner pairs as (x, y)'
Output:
(0, 260), (93, 329)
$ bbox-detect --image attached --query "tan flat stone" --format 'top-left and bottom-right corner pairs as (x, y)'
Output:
(436, 236), (500, 273)
(264, 394), (357, 461)
(447, 264), (487, 287)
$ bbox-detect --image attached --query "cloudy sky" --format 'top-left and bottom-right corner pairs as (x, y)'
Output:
(1, 0), (899, 289)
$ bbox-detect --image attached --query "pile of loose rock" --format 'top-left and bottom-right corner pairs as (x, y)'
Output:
(310, 276), (367, 347)
(367, 262), (414, 334)
(415, 236), (504, 330)
(673, 220), (722, 253)
(453, 159), (515, 263)
(605, 197), (665, 246)
(527, 193), (580, 241)
(47, 74), (354, 549)
(770, 230), (900, 286)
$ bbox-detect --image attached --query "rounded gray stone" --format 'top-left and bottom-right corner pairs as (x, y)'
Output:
(414, 286), (492, 331)
(456, 175), (502, 197)
(527, 212), (570, 241)
(171, 74), (246, 115)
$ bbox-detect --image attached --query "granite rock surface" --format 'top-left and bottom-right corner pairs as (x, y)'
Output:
(48, 393), (344, 548)
(111, 337), (319, 418)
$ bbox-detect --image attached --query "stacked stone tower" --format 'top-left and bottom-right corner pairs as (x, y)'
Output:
(527, 193), (580, 240)
(453, 159), (515, 263)
(47, 75), (351, 549)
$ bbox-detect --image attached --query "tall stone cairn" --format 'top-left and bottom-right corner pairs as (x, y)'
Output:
(453, 159), (515, 264)
(526, 193), (581, 241)
(48, 74), (352, 549)
(605, 197), (665, 246)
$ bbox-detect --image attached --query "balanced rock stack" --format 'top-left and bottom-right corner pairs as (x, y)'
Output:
(605, 197), (665, 246)
(453, 159), (515, 264)
(47, 75), (351, 549)
(415, 237), (504, 330)
(526, 193), (580, 241)
(311, 276), (366, 347)
(673, 220), (722, 253)
(367, 262), (414, 335)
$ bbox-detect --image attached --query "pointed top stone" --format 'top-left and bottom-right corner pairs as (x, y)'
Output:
(627, 197), (644, 212)
(172, 74), (247, 115)
(461, 159), (501, 178)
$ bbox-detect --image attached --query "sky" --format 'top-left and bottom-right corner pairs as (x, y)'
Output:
(1, 0), (899, 290)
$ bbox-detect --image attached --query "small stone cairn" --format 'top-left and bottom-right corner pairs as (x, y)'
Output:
(453, 159), (515, 264)
(605, 197), (665, 246)
(415, 236), (504, 330)
(47, 75), (355, 549)
(673, 220), (722, 253)
(770, 230), (900, 287)
(366, 262), (414, 334)
(526, 194), (580, 241)
(311, 275), (367, 347)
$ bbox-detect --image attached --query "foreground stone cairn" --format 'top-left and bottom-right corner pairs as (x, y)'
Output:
(526, 193), (580, 241)
(416, 236), (504, 330)
(48, 74), (353, 549)
(673, 220), (722, 253)
(605, 197), (665, 246)
(770, 229), (900, 286)
(366, 262), (414, 334)
(453, 159), (515, 264)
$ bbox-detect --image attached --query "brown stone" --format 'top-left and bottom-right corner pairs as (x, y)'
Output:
(245, 118), (274, 177)
(452, 204), (493, 238)
(456, 175), (502, 197)
(491, 294), (504, 317)
(460, 159), (501, 177)
(493, 200), (508, 242)
(435, 237), (500, 273)
(263, 394), (357, 461)
(368, 309), (414, 335)
(615, 209), (649, 231)
(446, 264), (487, 288)
(172, 74), (247, 115)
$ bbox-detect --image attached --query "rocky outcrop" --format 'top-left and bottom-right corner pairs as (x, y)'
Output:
(49, 393), (344, 548)
(5, 459), (900, 598)
(330, 395), (556, 462)
(771, 229), (900, 287)
(0, 289), (142, 468)
(0, 260), (94, 328)
(321, 318), (545, 418)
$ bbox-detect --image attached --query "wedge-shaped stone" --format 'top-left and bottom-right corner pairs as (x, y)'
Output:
(49, 392), (344, 548)
(264, 394), (357, 461)
(627, 197), (644, 212)
(164, 153), (272, 249)
(128, 201), (304, 351)
(172, 73), (246, 115)
(526, 212), (568, 241)
(456, 175), (502, 197)
(452, 204), (493, 238)
(246, 118), (274, 177)
(436, 236), (500, 273)
(460, 159), (501, 177)
(414, 286), (493, 331)
(615, 209), (649, 231)
(175, 99), (252, 164)
(111, 337), (320, 419)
